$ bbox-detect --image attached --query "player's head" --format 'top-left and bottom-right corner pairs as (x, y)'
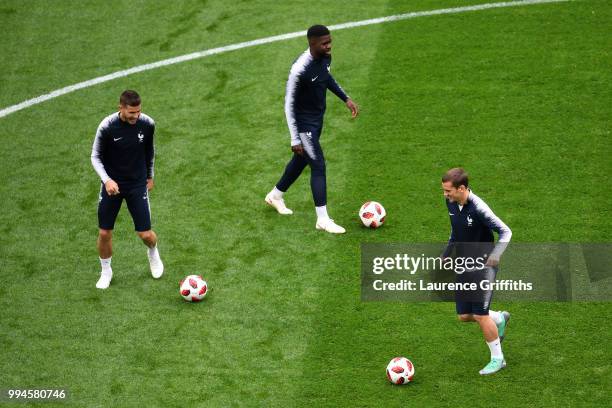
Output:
(307, 25), (332, 58)
(442, 167), (469, 202)
(118, 90), (141, 125)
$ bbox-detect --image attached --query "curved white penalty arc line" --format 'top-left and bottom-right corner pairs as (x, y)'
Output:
(0, 0), (569, 120)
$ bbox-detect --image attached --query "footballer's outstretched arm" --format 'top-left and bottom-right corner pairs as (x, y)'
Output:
(473, 197), (512, 263)
(91, 121), (111, 184)
(327, 74), (348, 102)
(145, 126), (155, 190)
(328, 75), (359, 117)
(284, 64), (303, 148)
(145, 123), (155, 180)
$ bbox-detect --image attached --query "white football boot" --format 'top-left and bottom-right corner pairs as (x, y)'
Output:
(148, 248), (164, 279)
(315, 218), (346, 234)
(265, 192), (293, 215)
(96, 269), (112, 289)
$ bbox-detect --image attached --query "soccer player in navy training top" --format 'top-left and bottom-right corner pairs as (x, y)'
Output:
(91, 90), (163, 289)
(265, 25), (359, 234)
(441, 168), (512, 375)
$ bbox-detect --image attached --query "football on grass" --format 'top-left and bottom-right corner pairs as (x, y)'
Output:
(180, 275), (208, 302)
(386, 357), (415, 385)
(359, 201), (386, 228)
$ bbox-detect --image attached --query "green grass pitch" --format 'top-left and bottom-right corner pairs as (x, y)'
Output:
(0, 0), (610, 406)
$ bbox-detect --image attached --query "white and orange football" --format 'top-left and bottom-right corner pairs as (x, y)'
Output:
(386, 357), (415, 385)
(179, 275), (208, 302)
(359, 201), (386, 228)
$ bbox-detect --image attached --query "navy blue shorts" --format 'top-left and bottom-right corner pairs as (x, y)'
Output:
(455, 267), (498, 316)
(98, 184), (151, 232)
(297, 123), (325, 163)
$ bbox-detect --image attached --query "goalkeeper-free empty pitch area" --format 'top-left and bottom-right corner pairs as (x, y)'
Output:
(0, 0), (610, 406)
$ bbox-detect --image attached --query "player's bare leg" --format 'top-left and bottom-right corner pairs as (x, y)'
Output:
(489, 310), (511, 342)
(96, 229), (113, 289)
(138, 230), (164, 278)
(473, 314), (505, 375)
(138, 229), (157, 248)
(474, 314), (499, 341)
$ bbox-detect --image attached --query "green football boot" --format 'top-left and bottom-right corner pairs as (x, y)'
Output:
(479, 358), (506, 375)
(497, 311), (511, 342)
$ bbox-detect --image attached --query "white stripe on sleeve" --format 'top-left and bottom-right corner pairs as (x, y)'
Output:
(471, 192), (512, 259)
(284, 50), (311, 146)
(91, 114), (113, 184)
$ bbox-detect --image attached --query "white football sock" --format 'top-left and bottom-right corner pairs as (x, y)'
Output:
(487, 338), (503, 359)
(315, 205), (329, 220)
(100, 257), (112, 272)
(489, 310), (503, 325)
(270, 187), (284, 199)
(148, 245), (159, 258)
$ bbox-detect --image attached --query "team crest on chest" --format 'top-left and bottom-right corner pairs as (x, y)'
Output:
(467, 214), (473, 227)
(138, 131), (144, 143)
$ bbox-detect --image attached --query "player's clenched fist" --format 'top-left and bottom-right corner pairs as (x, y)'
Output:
(105, 179), (120, 195)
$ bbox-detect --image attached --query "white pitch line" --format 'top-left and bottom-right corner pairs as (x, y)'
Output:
(0, 0), (570, 120)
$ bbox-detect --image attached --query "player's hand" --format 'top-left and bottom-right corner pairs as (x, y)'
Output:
(291, 144), (304, 156)
(346, 99), (359, 118)
(105, 179), (120, 195)
(147, 178), (154, 191)
(485, 257), (499, 267)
